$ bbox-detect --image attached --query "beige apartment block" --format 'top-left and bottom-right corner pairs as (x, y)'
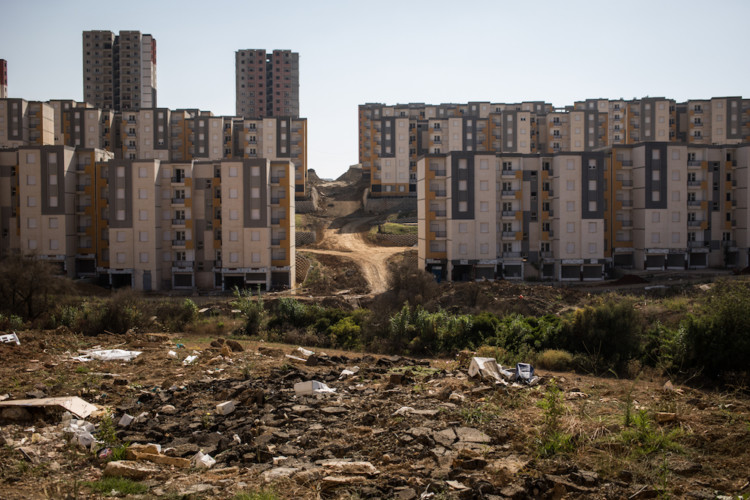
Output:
(82, 30), (157, 112)
(365, 97), (749, 200)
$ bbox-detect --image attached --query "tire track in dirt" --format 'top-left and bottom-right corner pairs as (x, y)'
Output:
(301, 217), (410, 295)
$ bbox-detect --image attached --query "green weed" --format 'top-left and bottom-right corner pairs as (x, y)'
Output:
(84, 477), (148, 495)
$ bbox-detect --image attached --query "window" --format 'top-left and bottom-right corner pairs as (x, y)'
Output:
(566, 201), (575, 212)
(480, 159), (488, 170)
(229, 167), (238, 177)
(588, 243), (597, 254)
(652, 212), (660, 223)
(480, 180), (488, 191)
(480, 243), (489, 255)
(116, 253), (126, 264)
(138, 188), (147, 199)
(458, 223), (467, 233)
(672, 191), (680, 201)
(139, 252), (149, 263)
(49, 196), (58, 207)
(139, 231), (148, 242)
(251, 209), (260, 220)
(566, 242), (575, 254)
(139, 210), (147, 221)
(49, 218), (58, 229)
(27, 218), (37, 229)
(672, 232), (680, 243)
(588, 180), (597, 191)
(480, 223), (489, 233)
(138, 167), (147, 178)
(480, 201), (488, 212)
(229, 188), (238, 199)
(588, 201), (597, 211)
(651, 233), (661, 243)
(251, 231), (260, 241)
(27, 196), (36, 207)
(458, 201), (467, 212)
(116, 209), (125, 221)
(652, 191), (660, 202)
(459, 243), (467, 255)
(589, 222), (596, 233)
(458, 180), (467, 191)
(567, 222), (575, 233)
(672, 212), (680, 222)
(230, 209), (239, 220)
(567, 180), (575, 191)
(229, 231), (238, 242)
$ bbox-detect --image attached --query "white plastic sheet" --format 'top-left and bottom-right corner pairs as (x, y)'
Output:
(73, 349), (142, 362)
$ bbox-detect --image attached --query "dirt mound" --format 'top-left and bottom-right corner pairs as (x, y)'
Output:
(335, 164), (363, 184)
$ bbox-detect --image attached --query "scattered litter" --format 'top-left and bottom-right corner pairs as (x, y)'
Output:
(0, 394), (9, 401)
(118, 413), (134, 428)
(294, 380), (336, 396)
(339, 366), (360, 379)
(393, 406), (414, 416)
(0, 396), (97, 419)
(285, 354), (307, 364)
(468, 357), (540, 386)
(216, 401), (235, 416)
(175, 343), (185, 349)
(73, 349), (142, 362)
(295, 347), (314, 358)
(183, 355), (198, 365)
(63, 419), (96, 450)
(192, 451), (216, 469)
(167, 350), (178, 358)
(0, 333), (20, 345)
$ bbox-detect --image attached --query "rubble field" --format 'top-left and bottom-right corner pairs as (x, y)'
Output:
(1, 329), (749, 499)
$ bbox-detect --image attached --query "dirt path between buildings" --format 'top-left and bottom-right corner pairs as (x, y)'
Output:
(301, 217), (411, 295)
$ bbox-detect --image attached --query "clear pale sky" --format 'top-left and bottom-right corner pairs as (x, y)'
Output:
(2, 0), (748, 179)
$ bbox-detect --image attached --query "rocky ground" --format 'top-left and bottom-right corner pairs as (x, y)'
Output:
(1, 329), (749, 499)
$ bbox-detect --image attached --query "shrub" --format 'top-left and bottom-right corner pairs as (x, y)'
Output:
(619, 410), (683, 456)
(680, 280), (750, 377)
(560, 296), (644, 374)
(273, 297), (309, 329)
(0, 313), (24, 331)
(537, 379), (574, 456)
(155, 298), (198, 332)
(232, 286), (265, 336)
(0, 254), (70, 319)
(536, 349), (574, 371)
(85, 477), (148, 496)
(329, 317), (361, 350)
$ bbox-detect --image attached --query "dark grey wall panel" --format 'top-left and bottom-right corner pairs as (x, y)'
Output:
(644, 143), (667, 210)
(243, 158), (268, 228)
(450, 152), (474, 220)
(581, 152), (605, 219)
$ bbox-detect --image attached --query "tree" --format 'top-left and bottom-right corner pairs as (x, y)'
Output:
(0, 254), (69, 320)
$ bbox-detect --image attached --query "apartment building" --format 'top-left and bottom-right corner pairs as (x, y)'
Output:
(1, 99), (309, 199)
(418, 142), (750, 282)
(82, 30), (157, 111)
(0, 145), (295, 291)
(0, 59), (7, 99)
(235, 49), (299, 119)
(362, 97), (750, 199)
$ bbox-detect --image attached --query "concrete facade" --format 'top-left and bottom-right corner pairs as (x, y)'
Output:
(235, 49), (299, 119)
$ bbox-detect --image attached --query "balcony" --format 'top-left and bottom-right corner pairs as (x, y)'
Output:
(75, 204), (91, 212)
(432, 170), (446, 176)
(501, 190), (517, 197)
(76, 225), (90, 233)
(687, 160), (702, 167)
(76, 184), (89, 192)
(172, 239), (186, 246)
(501, 169), (515, 177)
(688, 241), (707, 248)
(503, 251), (522, 258)
(271, 239), (282, 246)
(687, 180), (702, 187)
(271, 197), (282, 205)
(502, 231), (516, 238)
(171, 176), (185, 183)
(621, 160), (634, 167)
(433, 231), (447, 238)
(434, 190), (447, 197)
(502, 210), (515, 217)
(271, 176), (281, 183)
(271, 218), (281, 224)
(173, 260), (193, 269)
(172, 219), (186, 226)
(722, 240), (737, 248)
(620, 179), (633, 187)
(540, 251), (554, 258)
(621, 220), (633, 228)
(214, 260), (222, 267)
(432, 210), (447, 217)
(687, 200), (702, 207)
(688, 220), (702, 227)
(172, 198), (185, 205)
(621, 200), (633, 207)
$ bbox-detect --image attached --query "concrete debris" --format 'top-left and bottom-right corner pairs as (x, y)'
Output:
(118, 413), (134, 427)
(295, 346), (315, 358)
(294, 380), (336, 396)
(192, 451), (217, 469)
(216, 401), (236, 416)
(0, 396), (97, 418)
(103, 460), (158, 480)
(167, 350), (178, 358)
(468, 357), (540, 386)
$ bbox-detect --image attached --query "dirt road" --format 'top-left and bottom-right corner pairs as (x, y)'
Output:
(301, 217), (410, 295)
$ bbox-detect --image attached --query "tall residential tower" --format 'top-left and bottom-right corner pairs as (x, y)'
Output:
(82, 30), (157, 111)
(0, 59), (7, 98)
(235, 49), (299, 119)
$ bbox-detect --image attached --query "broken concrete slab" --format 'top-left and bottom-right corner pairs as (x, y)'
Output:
(103, 460), (158, 480)
(73, 349), (142, 362)
(0, 396), (97, 419)
(319, 459), (379, 475)
(216, 401), (236, 416)
(294, 380), (335, 396)
(262, 467), (300, 483)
